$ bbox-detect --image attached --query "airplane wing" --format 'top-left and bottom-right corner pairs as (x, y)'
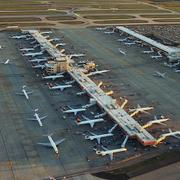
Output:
(54, 138), (65, 146)
(89, 131), (97, 136)
(27, 118), (37, 121)
(82, 115), (89, 121)
(110, 153), (113, 161)
(16, 92), (24, 95)
(40, 115), (48, 120)
(26, 90), (33, 94)
(37, 142), (52, 147)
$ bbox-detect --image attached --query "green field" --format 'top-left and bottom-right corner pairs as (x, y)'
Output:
(153, 18), (180, 22)
(46, 16), (76, 21)
(140, 14), (180, 18)
(59, 20), (84, 24)
(0, 17), (41, 22)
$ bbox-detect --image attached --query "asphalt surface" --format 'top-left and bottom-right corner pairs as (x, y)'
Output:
(0, 28), (180, 180)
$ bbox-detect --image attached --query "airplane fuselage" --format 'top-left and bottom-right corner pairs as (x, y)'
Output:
(48, 136), (59, 154)
(34, 113), (43, 126)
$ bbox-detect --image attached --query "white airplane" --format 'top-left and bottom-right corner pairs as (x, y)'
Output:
(153, 71), (166, 78)
(151, 51), (162, 60)
(164, 62), (179, 68)
(65, 80), (75, 85)
(67, 53), (85, 58)
(0, 45), (3, 49)
(104, 29), (115, 34)
(20, 47), (34, 52)
(175, 69), (180, 73)
(49, 84), (72, 91)
(76, 91), (86, 96)
(118, 48), (126, 55)
(37, 133), (65, 155)
(85, 132), (113, 144)
(96, 27), (107, 31)
(10, 35), (27, 39)
(55, 43), (66, 48)
(23, 51), (44, 57)
(32, 64), (45, 69)
(108, 124), (118, 133)
(29, 58), (48, 63)
(129, 104), (154, 117)
(0, 59), (11, 65)
(27, 109), (47, 127)
(117, 37), (128, 42)
(143, 116), (169, 129)
(156, 129), (180, 144)
(76, 115), (104, 128)
(16, 85), (33, 100)
(124, 41), (136, 46)
(86, 70), (109, 76)
(143, 47), (154, 54)
(63, 106), (86, 115)
(94, 112), (107, 118)
(40, 31), (52, 35)
(42, 73), (64, 80)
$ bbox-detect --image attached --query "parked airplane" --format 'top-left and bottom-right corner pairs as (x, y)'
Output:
(0, 45), (3, 49)
(76, 91), (86, 96)
(104, 29), (115, 34)
(151, 51), (162, 60)
(20, 47), (35, 52)
(142, 47), (154, 54)
(156, 129), (180, 144)
(0, 59), (11, 65)
(76, 115), (104, 128)
(67, 53), (85, 58)
(42, 73), (64, 80)
(10, 35), (28, 39)
(16, 85), (33, 100)
(94, 112), (106, 118)
(96, 27), (107, 31)
(65, 80), (75, 85)
(55, 43), (66, 48)
(23, 51), (44, 57)
(86, 70), (109, 76)
(153, 71), (166, 78)
(175, 69), (180, 73)
(37, 133), (65, 155)
(32, 64), (45, 69)
(117, 37), (128, 42)
(164, 62), (179, 68)
(48, 83), (72, 91)
(63, 106), (86, 115)
(85, 131), (113, 144)
(108, 124), (118, 133)
(124, 41), (136, 46)
(129, 104), (154, 117)
(143, 116), (169, 129)
(29, 58), (48, 63)
(118, 48), (126, 55)
(27, 109), (47, 127)
(40, 31), (52, 35)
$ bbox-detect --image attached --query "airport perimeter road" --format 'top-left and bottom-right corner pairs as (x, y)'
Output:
(58, 28), (180, 126)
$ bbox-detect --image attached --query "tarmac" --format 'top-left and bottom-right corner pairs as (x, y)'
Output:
(0, 28), (180, 180)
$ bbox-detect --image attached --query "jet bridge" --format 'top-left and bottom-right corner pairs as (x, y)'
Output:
(26, 30), (157, 146)
(116, 26), (180, 62)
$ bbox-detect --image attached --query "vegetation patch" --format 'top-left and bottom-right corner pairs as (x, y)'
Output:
(59, 20), (84, 24)
(83, 15), (135, 20)
(46, 16), (76, 21)
(0, 22), (53, 27)
(153, 18), (180, 22)
(140, 14), (180, 18)
(0, 17), (41, 22)
(94, 19), (148, 24)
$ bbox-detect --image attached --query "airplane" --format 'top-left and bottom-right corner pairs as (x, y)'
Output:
(48, 38), (60, 42)
(151, 51), (162, 60)
(82, 100), (96, 109)
(67, 53), (85, 58)
(175, 69), (180, 73)
(43, 35), (50, 39)
(164, 62), (179, 68)
(16, 85), (33, 100)
(0, 59), (11, 65)
(156, 128), (180, 145)
(76, 91), (86, 96)
(10, 35), (28, 39)
(48, 84), (72, 91)
(108, 124), (118, 133)
(118, 48), (126, 55)
(96, 27), (107, 31)
(76, 115), (104, 128)
(124, 41), (136, 46)
(64, 80), (75, 85)
(142, 116), (169, 129)
(104, 29), (115, 34)
(20, 47), (35, 52)
(55, 43), (66, 48)
(153, 71), (166, 78)
(129, 104), (154, 117)
(32, 64), (45, 69)
(63, 106), (86, 115)
(23, 51), (44, 57)
(86, 70), (109, 76)
(94, 135), (128, 160)
(40, 31), (52, 35)
(142, 47), (154, 54)
(29, 58), (48, 63)
(27, 109), (47, 127)
(85, 131), (113, 144)
(37, 133), (65, 155)
(42, 73), (64, 80)
(0, 45), (3, 49)
(94, 112), (107, 118)
(117, 37), (128, 42)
